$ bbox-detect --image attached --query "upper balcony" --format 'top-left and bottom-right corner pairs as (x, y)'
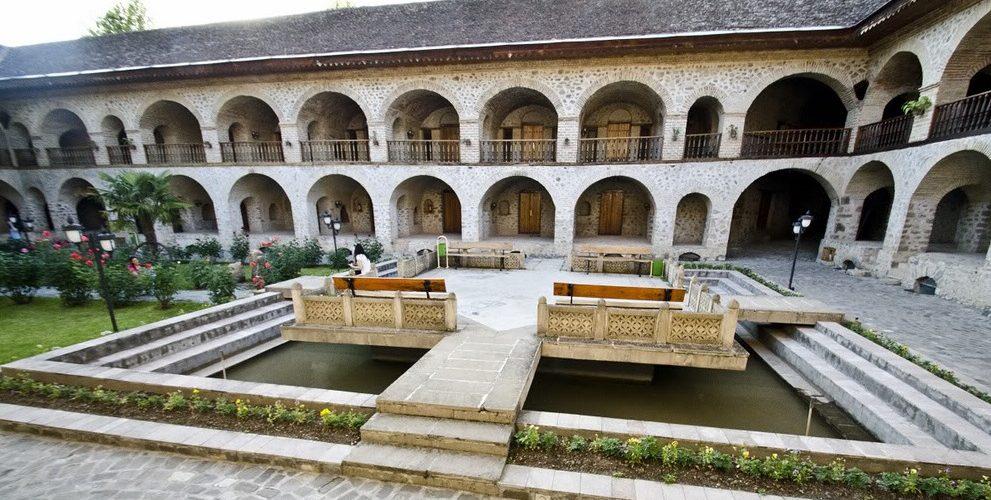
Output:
(930, 90), (991, 140)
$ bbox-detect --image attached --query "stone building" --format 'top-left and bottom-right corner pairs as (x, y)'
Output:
(1, 0), (990, 307)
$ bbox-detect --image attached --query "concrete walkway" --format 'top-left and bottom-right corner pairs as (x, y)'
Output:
(729, 246), (991, 394)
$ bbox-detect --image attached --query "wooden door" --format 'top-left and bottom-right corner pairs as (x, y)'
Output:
(518, 191), (542, 234)
(598, 190), (624, 235)
(442, 191), (461, 234)
(522, 124), (544, 161)
(440, 125), (459, 162)
(605, 122), (631, 161)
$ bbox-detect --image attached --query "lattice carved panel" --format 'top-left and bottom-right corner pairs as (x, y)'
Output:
(353, 300), (395, 327)
(304, 299), (345, 325)
(669, 314), (722, 345)
(403, 303), (446, 330)
(546, 310), (595, 338)
(606, 312), (656, 342)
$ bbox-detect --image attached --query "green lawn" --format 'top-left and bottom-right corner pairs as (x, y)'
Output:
(0, 297), (209, 363)
(301, 265), (347, 276)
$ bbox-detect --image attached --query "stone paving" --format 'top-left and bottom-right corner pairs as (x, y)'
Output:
(0, 431), (476, 500)
(729, 245), (991, 394)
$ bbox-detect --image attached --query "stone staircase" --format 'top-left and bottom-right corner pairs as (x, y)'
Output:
(82, 292), (293, 375)
(758, 322), (991, 454)
(342, 324), (540, 495)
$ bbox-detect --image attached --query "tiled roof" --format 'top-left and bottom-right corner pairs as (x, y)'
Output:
(0, 0), (892, 79)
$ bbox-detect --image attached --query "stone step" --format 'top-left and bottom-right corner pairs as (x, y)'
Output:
(189, 338), (288, 378)
(93, 301), (293, 369)
(361, 413), (513, 456)
(341, 442), (504, 496)
(791, 325), (991, 453)
(140, 314), (293, 374)
(813, 322), (991, 434)
(759, 326), (945, 449)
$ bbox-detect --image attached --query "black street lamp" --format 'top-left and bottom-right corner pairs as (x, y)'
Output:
(321, 210), (343, 254)
(64, 218), (119, 332)
(787, 211), (814, 290)
(8, 215), (34, 244)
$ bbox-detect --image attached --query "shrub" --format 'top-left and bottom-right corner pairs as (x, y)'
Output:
(0, 249), (42, 304)
(186, 259), (214, 289)
(355, 236), (384, 262)
(186, 237), (222, 260)
(102, 259), (149, 307)
(327, 247), (351, 269)
(625, 437), (658, 464)
(565, 435), (587, 453)
(590, 436), (624, 457)
(148, 261), (179, 308)
(229, 232), (250, 263)
(514, 425), (542, 451)
(300, 238), (324, 266)
(257, 240), (309, 283)
(44, 249), (95, 306)
(206, 266), (236, 304)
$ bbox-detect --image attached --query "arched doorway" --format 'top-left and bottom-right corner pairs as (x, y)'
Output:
(0, 180), (24, 235)
(573, 176), (653, 243)
(673, 193), (711, 245)
(140, 100), (205, 164)
(480, 87), (558, 163)
(390, 176), (461, 240)
(41, 109), (95, 166)
(684, 97), (724, 159)
(837, 161), (895, 242)
(58, 178), (105, 231)
(216, 96), (283, 163)
(385, 90), (460, 162)
(297, 92), (370, 162)
(743, 75), (849, 157)
(479, 176), (555, 243)
(168, 176), (218, 235)
(578, 81), (664, 163)
(307, 175), (375, 244)
(856, 52), (922, 151)
(228, 174), (294, 237)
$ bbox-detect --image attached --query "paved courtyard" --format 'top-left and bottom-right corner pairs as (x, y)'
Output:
(729, 245), (991, 394)
(0, 431), (477, 500)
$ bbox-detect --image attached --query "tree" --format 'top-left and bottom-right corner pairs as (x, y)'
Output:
(88, 0), (150, 37)
(94, 171), (188, 249)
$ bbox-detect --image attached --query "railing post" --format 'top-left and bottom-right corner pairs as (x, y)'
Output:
(278, 123), (302, 163)
(536, 296), (548, 336)
(911, 83), (940, 142)
(720, 299), (740, 349)
(445, 292), (458, 331)
(393, 291), (404, 329)
(291, 283), (306, 324)
(593, 299), (607, 340)
(654, 302), (670, 344)
(342, 293), (354, 326)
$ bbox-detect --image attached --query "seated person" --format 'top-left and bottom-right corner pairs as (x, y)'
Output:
(348, 243), (376, 276)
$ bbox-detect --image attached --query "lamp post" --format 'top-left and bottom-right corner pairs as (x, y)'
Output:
(64, 218), (119, 332)
(787, 211), (814, 290)
(321, 210), (343, 254)
(8, 215), (34, 244)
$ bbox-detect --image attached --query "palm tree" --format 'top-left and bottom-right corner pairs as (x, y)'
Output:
(93, 171), (189, 249)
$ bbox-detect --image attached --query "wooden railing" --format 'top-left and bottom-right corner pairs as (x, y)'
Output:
(480, 139), (556, 163)
(106, 145), (133, 165)
(46, 147), (96, 166)
(300, 140), (370, 162)
(930, 91), (991, 139)
(577, 136), (663, 163)
(741, 128), (850, 158)
(219, 141), (284, 163)
(854, 115), (913, 153)
(13, 149), (37, 167)
(387, 140), (460, 163)
(145, 143), (207, 164)
(683, 132), (721, 159)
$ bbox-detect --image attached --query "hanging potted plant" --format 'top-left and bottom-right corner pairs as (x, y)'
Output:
(901, 96), (932, 116)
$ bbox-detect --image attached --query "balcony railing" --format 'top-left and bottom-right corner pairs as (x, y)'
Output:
(219, 141), (284, 163)
(14, 149), (37, 167)
(300, 140), (370, 162)
(145, 143), (207, 164)
(387, 140), (460, 163)
(683, 133), (722, 159)
(47, 147), (96, 166)
(577, 136), (663, 163)
(106, 145), (134, 165)
(930, 90), (991, 140)
(480, 139), (556, 163)
(741, 128), (850, 158)
(854, 115), (913, 153)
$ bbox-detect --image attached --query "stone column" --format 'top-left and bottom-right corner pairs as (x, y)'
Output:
(706, 214), (733, 260)
(719, 113), (745, 158)
(985, 242), (991, 268)
(126, 129), (148, 165)
(873, 193), (912, 274)
(556, 116), (579, 163)
(200, 127), (223, 163)
(367, 121), (389, 163)
(373, 198), (395, 253)
(652, 199), (676, 257)
(553, 211), (574, 256)
(289, 191), (314, 240)
(661, 114), (687, 162)
(459, 119), (480, 163)
(32, 134), (52, 167)
(90, 132), (110, 165)
(909, 83), (940, 142)
(278, 123), (302, 163)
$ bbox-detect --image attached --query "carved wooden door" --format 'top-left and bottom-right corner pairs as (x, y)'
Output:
(598, 190), (624, 235)
(518, 191), (542, 234)
(442, 190), (461, 233)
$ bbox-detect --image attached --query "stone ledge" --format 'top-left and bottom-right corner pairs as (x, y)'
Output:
(281, 323), (446, 349)
(517, 410), (991, 479)
(0, 359), (376, 413)
(0, 402), (351, 474)
(540, 338), (749, 370)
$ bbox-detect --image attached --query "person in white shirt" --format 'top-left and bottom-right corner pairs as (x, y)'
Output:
(350, 243), (375, 276)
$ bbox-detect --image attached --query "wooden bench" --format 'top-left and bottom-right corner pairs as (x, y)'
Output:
(551, 282), (686, 308)
(332, 276), (446, 299)
(570, 244), (656, 276)
(293, 277), (457, 332)
(446, 241), (522, 270)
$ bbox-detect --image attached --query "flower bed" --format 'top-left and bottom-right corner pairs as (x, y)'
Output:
(0, 376), (366, 444)
(509, 426), (991, 499)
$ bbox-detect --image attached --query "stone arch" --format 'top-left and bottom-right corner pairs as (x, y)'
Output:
(216, 95), (282, 142)
(684, 96), (724, 159)
(478, 176), (556, 239)
(937, 11), (991, 103)
(673, 193), (711, 246)
(743, 74), (851, 132)
(227, 173), (293, 234)
(476, 81), (564, 122)
(727, 169), (836, 256)
(574, 74), (672, 118)
(679, 84), (733, 115)
(378, 81), (466, 124)
(40, 108), (92, 148)
(25, 187), (53, 231)
(741, 69), (857, 116)
(897, 150), (991, 258)
(139, 100), (204, 145)
(863, 51), (924, 123)
(578, 80), (666, 136)
(389, 175), (462, 239)
(168, 175), (218, 234)
(57, 177), (105, 231)
(573, 176), (655, 242)
(290, 85), (372, 128)
(0, 180), (25, 235)
(839, 161), (896, 242)
(306, 174), (375, 237)
(382, 87), (461, 147)
(100, 115), (128, 145)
